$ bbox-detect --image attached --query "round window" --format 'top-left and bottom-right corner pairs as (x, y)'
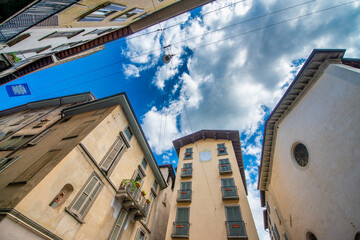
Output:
(307, 232), (317, 240)
(293, 143), (309, 167)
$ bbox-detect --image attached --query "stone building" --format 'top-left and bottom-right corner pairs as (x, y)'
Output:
(258, 49), (360, 240)
(166, 130), (258, 240)
(0, 92), (168, 240)
(0, 0), (215, 85)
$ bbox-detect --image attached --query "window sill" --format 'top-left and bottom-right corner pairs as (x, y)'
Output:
(65, 207), (84, 224)
(217, 152), (228, 156)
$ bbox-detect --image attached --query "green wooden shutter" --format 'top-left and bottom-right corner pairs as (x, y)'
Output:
(225, 206), (245, 237)
(221, 178), (234, 187)
(180, 182), (191, 190)
(109, 209), (128, 240)
(12, 149), (60, 184)
(225, 206), (242, 221)
(101, 137), (125, 172)
(175, 208), (189, 235)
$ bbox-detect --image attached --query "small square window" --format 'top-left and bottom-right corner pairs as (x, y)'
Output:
(141, 158), (147, 169)
(124, 126), (133, 140)
(217, 143), (228, 155)
(153, 180), (158, 191)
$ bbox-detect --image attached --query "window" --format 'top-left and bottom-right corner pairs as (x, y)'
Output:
(153, 180), (158, 191)
(135, 228), (147, 240)
(0, 135), (34, 150)
(273, 223), (280, 240)
(307, 232), (317, 240)
(221, 178), (238, 199)
(141, 158), (147, 169)
(11, 149), (61, 185)
(219, 158), (231, 173)
(111, 8), (144, 22)
(124, 126), (133, 141)
(177, 181), (191, 202)
(27, 129), (54, 146)
(67, 172), (103, 221)
(49, 184), (74, 208)
(10, 114), (34, 126)
(0, 156), (21, 173)
(266, 202), (271, 214)
(275, 207), (281, 224)
(80, 3), (127, 22)
(217, 143), (228, 155)
(39, 30), (84, 40)
(51, 41), (83, 51)
(225, 206), (246, 238)
(172, 208), (189, 237)
(84, 28), (113, 36)
(145, 192), (155, 222)
(293, 143), (309, 167)
(62, 120), (94, 140)
(181, 163), (192, 177)
(184, 147), (193, 159)
(109, 208), (128, 240)
(100, 136), (126, 175)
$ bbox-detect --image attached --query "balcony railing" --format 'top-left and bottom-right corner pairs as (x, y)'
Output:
(221, 186), (239, 200)
(180, 168), (192, 178)
(219, 163), (232, 174)
(171, 221), (190, 238)
(177, 190), (192, 202)
(225, 221), (247, 239)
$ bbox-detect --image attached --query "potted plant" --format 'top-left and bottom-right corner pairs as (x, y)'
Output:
(135, 181), (141, 189)
(146, 198), (151, 204)
(141, 190), (146, 197)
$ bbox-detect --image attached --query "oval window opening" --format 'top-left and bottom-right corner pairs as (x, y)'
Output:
(293, 143), (309, 167)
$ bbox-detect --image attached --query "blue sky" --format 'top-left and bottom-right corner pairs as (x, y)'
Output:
(1, 0), (359, 238)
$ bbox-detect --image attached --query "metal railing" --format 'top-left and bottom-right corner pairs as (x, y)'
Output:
(225, 221), (247, 238)
(221, 186), (239, 199)
(172, 221), (190, 238)
(119, 180), (142, 202)
(177, 190), (192, 202)
(219, 163), (232, 173)
(181, 167), (192, 177)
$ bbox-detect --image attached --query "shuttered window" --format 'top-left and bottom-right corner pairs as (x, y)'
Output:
(134, 228), (147, 240)
(221, 178), (238, 199)
(153, 180), (158, 191)
(174, 208), (189, 236)
(217, 143), (227, 155)
(69, 172), (103, 220)
(10, 114), (34, 126)
(109, 209), (128, 240)
(11, 149), (61, 184)
(141, 158), (147, 169)
(145, 192), (155, 223)
(225, 206), (246, 237)
(100, 137), (126, 175)
(0, 156), (21, 173)
(28, 129), (54, 146)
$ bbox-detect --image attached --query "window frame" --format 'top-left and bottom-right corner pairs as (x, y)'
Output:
(217, 143), (228, 155)
(124, 125), (133, 141)
(0, 156), (21, 173)
(66, 172), (103, 223)
(184, 147), (193, 160)
(109, 208), (128, 240)
(141, 158), (148, 170)
(78, 3), (127, 22)
(99, 136), (127, 176)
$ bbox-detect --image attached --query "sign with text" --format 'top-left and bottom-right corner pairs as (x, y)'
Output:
(6, 84), (31, 97)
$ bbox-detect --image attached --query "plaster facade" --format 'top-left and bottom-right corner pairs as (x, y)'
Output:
(259, 50), (360, 240)
(167, 133), (258, 240)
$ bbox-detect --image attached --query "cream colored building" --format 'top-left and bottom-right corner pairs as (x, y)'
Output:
(258, 49), (360, 240)
(151, 164), (176, 240)
(166, 130), (258, 240)
(0, 92), (168, 240)
(0, 0), (215, 85)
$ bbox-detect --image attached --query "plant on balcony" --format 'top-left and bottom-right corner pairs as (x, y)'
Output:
(185, 152), (191, 156)
(120, 179), (138, 191)
(146, 198), (151, 204)
(141, 190), (146, 196)
(135, 181), (141, 189)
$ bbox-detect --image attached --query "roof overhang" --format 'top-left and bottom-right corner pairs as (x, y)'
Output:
(62, 92), (167, 190)
(173, 129), (248, 195)
(257, 49), (348, 191)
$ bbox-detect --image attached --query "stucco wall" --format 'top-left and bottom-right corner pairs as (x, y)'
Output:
(269, 64), (360, 239)
(165, 139), (258, 240)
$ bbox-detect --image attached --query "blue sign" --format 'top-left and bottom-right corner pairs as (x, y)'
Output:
(6, 84), (31, 97)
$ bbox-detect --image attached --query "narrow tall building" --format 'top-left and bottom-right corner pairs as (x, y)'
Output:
(0, 92), (168, 240)
(258, 49), (360, 240)
(166, 130), (258, 240)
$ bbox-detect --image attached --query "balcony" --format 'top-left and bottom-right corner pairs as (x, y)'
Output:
(219, 163), (232, 174)
(225, 221), (247, 239)
(221, 186), (239, 200)
(116, 179), (147, 219)
(171, 221), (190, 238)
(177, 190), (192, 202)
(180, 168), (192, 178)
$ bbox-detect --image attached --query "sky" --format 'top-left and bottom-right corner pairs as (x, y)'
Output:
(0, 0), (359, 238)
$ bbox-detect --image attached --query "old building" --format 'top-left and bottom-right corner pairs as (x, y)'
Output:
(0, 92), (168, 240)
(151, 164), (176, 240)
(0, 0), (215, 85)
(166, 130), (258, 240)
(258, 49), (360, 240)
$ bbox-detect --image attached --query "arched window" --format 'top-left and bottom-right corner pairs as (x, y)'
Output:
(50, 184), (74, 208)
(307, 232), (317, 240)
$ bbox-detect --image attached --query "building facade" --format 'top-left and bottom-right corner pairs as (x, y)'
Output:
(150, 164), (176, 240)
(0, 0), (215, 85)
(0, 92), (167, 240)
(258, 49), (360, 240)
(166, 130), (258, 240)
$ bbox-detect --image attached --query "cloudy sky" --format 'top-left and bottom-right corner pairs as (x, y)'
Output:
(1, 0), (359, 238)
